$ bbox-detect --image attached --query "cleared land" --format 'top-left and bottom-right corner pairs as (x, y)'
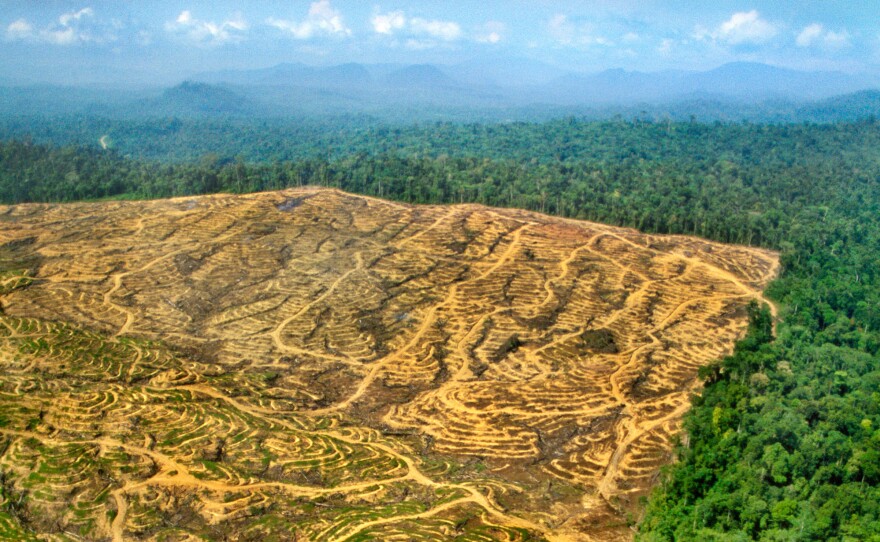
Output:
(0, 188), (777, 541)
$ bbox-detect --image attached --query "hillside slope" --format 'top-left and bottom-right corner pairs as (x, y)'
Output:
(0, 188), (776, 541)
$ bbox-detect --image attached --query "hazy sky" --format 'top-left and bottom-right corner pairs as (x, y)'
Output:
(2, 1), (878, 86)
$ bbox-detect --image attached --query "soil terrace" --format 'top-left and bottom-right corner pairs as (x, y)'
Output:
(0, 188), (778, 541)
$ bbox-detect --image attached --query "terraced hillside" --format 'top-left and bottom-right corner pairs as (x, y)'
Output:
(0, 188), (777, 541)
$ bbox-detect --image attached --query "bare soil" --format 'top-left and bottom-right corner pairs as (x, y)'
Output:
(0, 188), (777, 541)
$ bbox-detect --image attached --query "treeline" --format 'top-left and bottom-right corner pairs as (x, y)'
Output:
(4, 118), (880, 249)
(1, 118), (880, 540)
(3, 114), (880, 165)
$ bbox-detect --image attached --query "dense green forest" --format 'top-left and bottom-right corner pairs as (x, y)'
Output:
(1, 112), (878, 164)
(1, 118), (879, 540)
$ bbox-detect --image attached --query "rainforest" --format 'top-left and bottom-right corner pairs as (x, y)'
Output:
(0, 114), (878, 540)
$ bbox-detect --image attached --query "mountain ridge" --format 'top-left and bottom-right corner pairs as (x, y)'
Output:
(189, 60), (877, 102)
(1, 61), (880, 123)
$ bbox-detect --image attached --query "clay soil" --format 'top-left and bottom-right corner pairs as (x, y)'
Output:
(0, 188), (777, 541)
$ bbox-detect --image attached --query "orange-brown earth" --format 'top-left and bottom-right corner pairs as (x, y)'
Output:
(0, 188), (777, 541)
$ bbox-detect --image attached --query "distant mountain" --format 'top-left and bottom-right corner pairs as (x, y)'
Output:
(189, 60), (879, 107)
(382, 64), (459, 88)
(192, 63), (309, 85)
(449, 57), (567, 87)
(308, 63), (374, 87)
(154, 81), (251, 115)
(0, 85), (144, 116)
(3, 61), (880, 124)
(541, 69), (672, 104)
(683, 62), (872, 100)
(194, 62), (374, 88)
(197, 62), (464, 90)
(796, 89), (880, 122)
(539, 62), (878, 104)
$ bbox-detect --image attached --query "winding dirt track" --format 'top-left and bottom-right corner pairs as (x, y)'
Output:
(0, 188), (777, 541)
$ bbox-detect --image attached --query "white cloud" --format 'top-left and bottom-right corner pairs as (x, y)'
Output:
(176, 10), (193, 25)
(5, 19), (33, 40)
(476, 21), (505, 44)
(46, 7), (96, 44)
(59, 7), (93, 27)
(548, 14), (574, 44)
(657, 38), (673, 54)
(547, 14), (611, 48)
(482, 32), (500, 43)
(796, 23), (823, 47)
(306, 0), (349, 35)
(225, 18), (248, 32)
(266, 18), (309, 39)
(371, 10), (406, 35)
(823, 30), (850, 49)
(409, 17), (461, 41)
(622, 32), (639, 43)
(166, 10), (248, 45)
(719, 11), (777, 44)
(42, 27), (78, 45)
(369, 9), (462, 44)
(797, 23), (850, 49)
(267, 0), (351, 40)
(6, 7), (116, 45)
(697, 10), (778, 45)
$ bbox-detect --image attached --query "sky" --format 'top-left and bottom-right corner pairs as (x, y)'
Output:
(1, 1), (878, 86)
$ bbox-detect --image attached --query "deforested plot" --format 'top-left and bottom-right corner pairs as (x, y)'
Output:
(0, 188), (777, 541)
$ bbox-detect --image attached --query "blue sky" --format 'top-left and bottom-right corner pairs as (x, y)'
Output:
(1, 1), (878, 85)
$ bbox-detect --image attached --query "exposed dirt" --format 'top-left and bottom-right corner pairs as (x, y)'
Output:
(0, 188), (778, 541)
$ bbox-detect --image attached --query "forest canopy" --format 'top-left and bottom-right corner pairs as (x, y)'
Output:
(1, 116), (879, 540)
